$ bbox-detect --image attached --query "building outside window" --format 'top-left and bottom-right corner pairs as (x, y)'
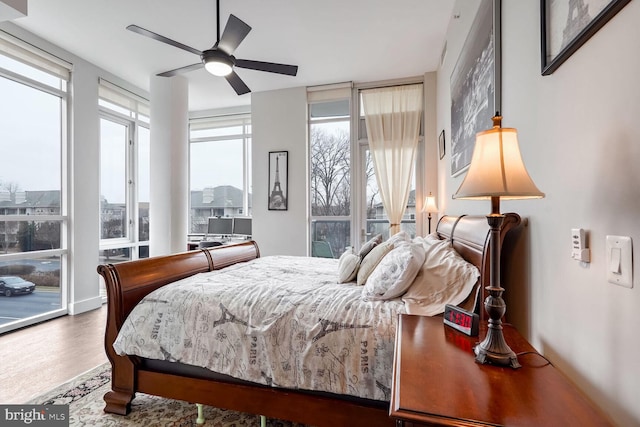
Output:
(189, 114), (252, 235)
(0, 33), (70, 333)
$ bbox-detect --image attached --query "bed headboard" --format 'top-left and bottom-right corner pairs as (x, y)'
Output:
(435, 213), (522, 318)
(98, 241), (260, 327)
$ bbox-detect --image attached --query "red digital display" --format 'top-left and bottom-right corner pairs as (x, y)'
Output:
(443, 304), (479, 336)
(447, 310), (473, 328)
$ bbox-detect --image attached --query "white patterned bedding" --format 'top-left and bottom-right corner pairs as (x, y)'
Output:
(113, 255), (406, 401)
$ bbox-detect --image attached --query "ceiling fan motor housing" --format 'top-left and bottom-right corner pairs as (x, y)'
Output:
(202, 49), (235, 76)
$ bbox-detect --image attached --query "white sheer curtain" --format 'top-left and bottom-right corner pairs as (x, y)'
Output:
(362, 84), (423, 235)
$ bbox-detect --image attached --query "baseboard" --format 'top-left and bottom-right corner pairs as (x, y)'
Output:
(68, 296), (103, 315)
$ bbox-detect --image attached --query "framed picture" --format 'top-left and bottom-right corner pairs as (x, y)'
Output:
(450, 0), (501, 177)
(268, 151), (288, 211)
(438, 130), (446, 160)
(541, 0), (631, 75)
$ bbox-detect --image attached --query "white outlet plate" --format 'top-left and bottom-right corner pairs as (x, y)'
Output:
(606, 235), (633, 288)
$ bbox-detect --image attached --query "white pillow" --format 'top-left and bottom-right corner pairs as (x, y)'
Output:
(424, 233), (442, 245)
(413, 233), (442, 250)
(337, 247), (360, 283)
(402, 240), (480, 316)
(356, 241), (394, 286)
(387, 230), (411, 247)
(362, 243), (426, 300)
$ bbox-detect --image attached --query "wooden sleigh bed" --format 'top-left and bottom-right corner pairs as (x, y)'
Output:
(97, 213), (522, 427)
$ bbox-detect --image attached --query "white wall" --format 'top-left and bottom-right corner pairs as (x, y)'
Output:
(422, 72), (439, 218)
(67, 59), (101, 314)
(149, 76), (189, 257)
(438, 2), (640, 425)
(251, 87), (308, 256)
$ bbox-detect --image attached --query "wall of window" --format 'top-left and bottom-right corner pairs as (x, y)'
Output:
(98, 80), (150, 272)
(0, 32), (70, 333)
(357, 85), (423, 241)
(308, 95), (352, 259)
(188, 114), (252, 234)
(307, 81), (425, 259)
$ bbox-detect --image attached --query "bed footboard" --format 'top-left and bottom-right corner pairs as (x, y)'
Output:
(97, 241), (260, 415)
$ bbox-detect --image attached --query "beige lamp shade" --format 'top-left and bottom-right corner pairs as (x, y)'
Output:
(453, 118), (544, 200)
(453, 117), (543, 369)
(423, 194), (439, 213)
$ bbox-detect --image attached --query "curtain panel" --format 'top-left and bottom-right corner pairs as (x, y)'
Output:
(362, 84), (423, 235)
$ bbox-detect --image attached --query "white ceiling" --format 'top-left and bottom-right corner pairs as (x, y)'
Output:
(13, 0), (455, 112)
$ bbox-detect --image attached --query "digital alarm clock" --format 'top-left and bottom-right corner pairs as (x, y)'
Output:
(443, 304), (479, 336)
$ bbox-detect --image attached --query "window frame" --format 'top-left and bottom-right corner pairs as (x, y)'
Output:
(306, 79), (426, 257)
(308, 98), (353, 258)
(188, 114), (252, 235)
(355, 80), (426, 243)
(0, 35), (70, 333)
(98, 84), (150, 262)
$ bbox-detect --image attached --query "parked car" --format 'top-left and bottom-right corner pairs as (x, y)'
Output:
(0, 276), (36, 297)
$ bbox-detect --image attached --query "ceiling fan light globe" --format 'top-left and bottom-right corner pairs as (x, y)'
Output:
(205, 60), (233, 76)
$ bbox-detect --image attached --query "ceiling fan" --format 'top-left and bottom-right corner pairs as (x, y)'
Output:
(126, 0), (298, 95)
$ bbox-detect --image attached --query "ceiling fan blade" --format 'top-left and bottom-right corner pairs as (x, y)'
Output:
(235, 59), (298, 76)
(225, 71), (251, 95)
(157, 63), (204, 77)
(216, 14), (251, 55)
(127, 24), (202, 56)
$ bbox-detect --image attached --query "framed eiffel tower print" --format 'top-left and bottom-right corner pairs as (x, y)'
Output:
(268, 151), (288, 210)
(541, 0), (631, 75)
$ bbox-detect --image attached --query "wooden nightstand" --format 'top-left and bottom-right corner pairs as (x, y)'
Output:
(390, 314), (613, 427)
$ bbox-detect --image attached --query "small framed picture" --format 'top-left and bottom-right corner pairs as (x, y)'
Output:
(268, 151), (288, 211)
(438, 130), (446, 160)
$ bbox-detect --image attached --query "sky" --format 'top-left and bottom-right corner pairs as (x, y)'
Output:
(0, 73), (61, 193)
(190, 138), (246, 192)
(0, 54), (155, 204)
(0, 59), (245, 204)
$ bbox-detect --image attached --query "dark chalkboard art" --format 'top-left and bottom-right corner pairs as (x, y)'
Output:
(450, 0), (501, 177)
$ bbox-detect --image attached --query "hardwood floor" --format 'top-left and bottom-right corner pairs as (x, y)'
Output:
(0, 304), (108, 404)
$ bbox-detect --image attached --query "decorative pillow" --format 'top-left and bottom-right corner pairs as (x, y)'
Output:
(356, 241), (393, 286)
(359, 234), (383, 259)
(337, 247), (360, 283)
(402, 240), (480, 316)
(413, 233), (442, 250)
(362, 243), (426, 301)
(424, 232), (442, 245)
(387, 230), (411, 247)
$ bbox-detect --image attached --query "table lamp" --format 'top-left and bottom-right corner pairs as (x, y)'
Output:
(423, 193), (439, 234)
(453, 114), (544, 368)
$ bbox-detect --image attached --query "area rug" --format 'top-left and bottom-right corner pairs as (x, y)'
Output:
(28, 363), (309, 426)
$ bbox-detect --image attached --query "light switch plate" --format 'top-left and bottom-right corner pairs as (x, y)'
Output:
(606, 235), (633, 288)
